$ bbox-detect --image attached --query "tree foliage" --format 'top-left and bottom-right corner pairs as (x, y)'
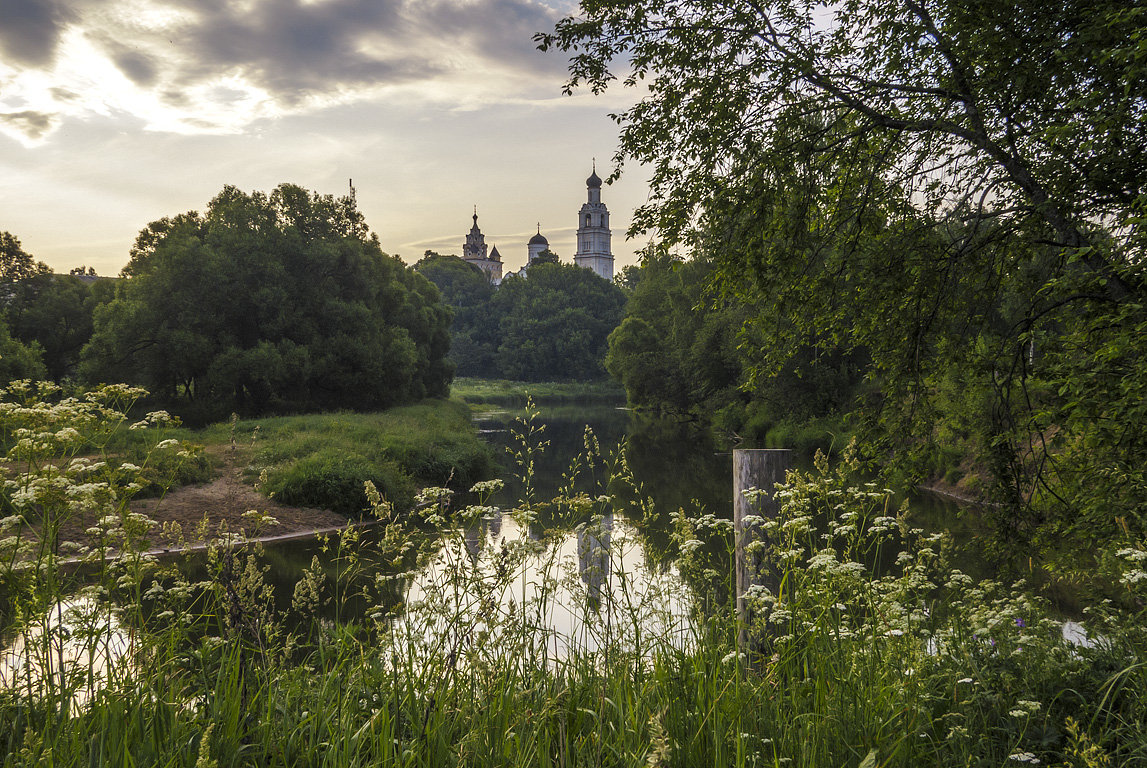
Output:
(413, 252), (499, 377)
(81, 184), (453, 421)
(3, 273), (114, 381)
(0, 231), (50, 284)
(493, 262), (626, 381)
(0, 231), (51, 384)
(541, 0), (1147, 547)
(416, 254), (625, 382)
(607, 252), (867, 446)
(0, 321), (46, 384)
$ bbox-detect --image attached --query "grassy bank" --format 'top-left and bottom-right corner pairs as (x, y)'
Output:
(451, 377), (624, 406)
(0, 387), (496, 558)
(200, 399), (497, 516)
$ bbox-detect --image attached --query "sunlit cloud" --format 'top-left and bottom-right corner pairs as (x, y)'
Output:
(0, 0), (565, 143)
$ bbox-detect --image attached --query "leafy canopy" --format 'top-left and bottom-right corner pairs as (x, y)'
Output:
(492, 262), (627, 382)
(413, 252), (499, 377)
(541, 0), (1147, 546)
(81, 184), (452, 422)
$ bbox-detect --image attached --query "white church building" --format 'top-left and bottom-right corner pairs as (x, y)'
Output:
(462, 166), (614, 284)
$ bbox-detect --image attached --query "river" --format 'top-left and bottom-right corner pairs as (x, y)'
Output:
(196, 396), (981, 631)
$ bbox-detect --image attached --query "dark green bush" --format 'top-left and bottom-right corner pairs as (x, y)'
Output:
(264, 450), (414, 517)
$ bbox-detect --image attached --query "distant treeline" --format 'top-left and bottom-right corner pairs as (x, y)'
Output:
(0, 186), (628, 424)
(414, 252), (625, 382)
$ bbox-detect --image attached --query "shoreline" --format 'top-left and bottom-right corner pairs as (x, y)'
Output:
(141, 517), (383, 559)
(917, 482), (994, 508)
(56, 517), (381, 568)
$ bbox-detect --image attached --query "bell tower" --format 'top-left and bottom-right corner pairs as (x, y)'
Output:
(461, 208), (502, 284)
(573, 163), (613, 281)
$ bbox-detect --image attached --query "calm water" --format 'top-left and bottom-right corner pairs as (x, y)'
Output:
(0, 399), (1073, 699)
(177, 397), (982, 632)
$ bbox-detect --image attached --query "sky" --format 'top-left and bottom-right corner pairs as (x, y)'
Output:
(0, 0), (650, 276)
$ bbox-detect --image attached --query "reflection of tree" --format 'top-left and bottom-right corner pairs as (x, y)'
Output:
(464, 522), (484, 564)
(577, 513), (613, 610)
(490, 405), (629, 514)
(486, 512), (502, 542)
(464, 512), (505, 563)
(616, 413), (731, 526)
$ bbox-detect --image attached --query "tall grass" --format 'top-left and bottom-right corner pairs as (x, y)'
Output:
(1, 384), (1145, 766)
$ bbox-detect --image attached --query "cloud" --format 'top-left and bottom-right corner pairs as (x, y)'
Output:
(0, 0), (568, 138)
(103, 42), (159, 86)
(0, 110), (60, 140)
(0, 0), (78, 67)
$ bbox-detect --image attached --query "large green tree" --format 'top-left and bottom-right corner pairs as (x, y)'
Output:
(413, 252), (499, 377)
(3, 272), (114, 381)
(0, 231), (50, 384)
(491, 262), (626, 381)
(82, 184), (452, 421)
(607, 251), (866, 441)
(0, 231), (50, 284)
(540, 1), (1147, 546)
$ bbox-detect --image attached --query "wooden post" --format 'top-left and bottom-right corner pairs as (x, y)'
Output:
(734, 449), (792, 659)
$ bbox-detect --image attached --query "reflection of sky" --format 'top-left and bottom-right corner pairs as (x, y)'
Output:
(0, 597), (132, 707)
(400, 514), (693, 657)
(0, 0), (649, 275)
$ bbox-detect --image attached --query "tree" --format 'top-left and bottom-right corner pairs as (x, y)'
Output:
(491, 262), (626, 381)
(0, 231), (51, 384)
(531, 248), (561, 266)
(607, 251), (865, 437)
(540, 0), (1147, 547)
(81, 184), (453, 421)
(540, 0), (1144, 287)
(3, 273), (112, 381)
(413, 252), (498, 376)
(0, 232), (50, 284)
(0, 321), (46, 385)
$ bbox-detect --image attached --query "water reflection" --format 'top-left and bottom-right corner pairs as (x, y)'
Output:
(0, 597), (131, 708)
(400, 514), (692, 656)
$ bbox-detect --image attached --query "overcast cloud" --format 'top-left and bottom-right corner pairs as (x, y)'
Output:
(0, 0), (649, 276)
(0, 0), (565, 142)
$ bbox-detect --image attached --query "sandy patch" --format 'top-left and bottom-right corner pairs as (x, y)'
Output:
(129, 475), (349, 547)
(37, 463), (350, 553)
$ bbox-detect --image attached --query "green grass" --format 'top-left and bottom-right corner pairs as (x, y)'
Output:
(199, 399), (497, 516)
(451, 377), (624, 406)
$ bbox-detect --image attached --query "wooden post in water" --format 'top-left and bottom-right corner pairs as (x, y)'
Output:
(734, 449), (792, 660)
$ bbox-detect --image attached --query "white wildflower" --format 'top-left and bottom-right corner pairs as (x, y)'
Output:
(679, 539), (704, 555)
(1007, 752), (1040, 764)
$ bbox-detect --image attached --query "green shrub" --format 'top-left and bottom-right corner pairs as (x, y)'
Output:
(263, 450), (414, 516)
(200, 400), (496, 515)
(451, 377), (625, 405)
(762, 414), (850, 455)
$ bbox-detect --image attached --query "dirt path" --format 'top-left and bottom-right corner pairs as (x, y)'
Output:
(45, 458), (350, 552)
(128, 475), (349, 547)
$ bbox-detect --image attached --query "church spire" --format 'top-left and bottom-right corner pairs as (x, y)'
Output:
(461, 208), (501, 283)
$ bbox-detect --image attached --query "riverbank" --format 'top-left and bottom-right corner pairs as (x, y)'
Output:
(8, 399), (495, 557)
(451, 377), (624, 406)
(7, 423), (1146, 767)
